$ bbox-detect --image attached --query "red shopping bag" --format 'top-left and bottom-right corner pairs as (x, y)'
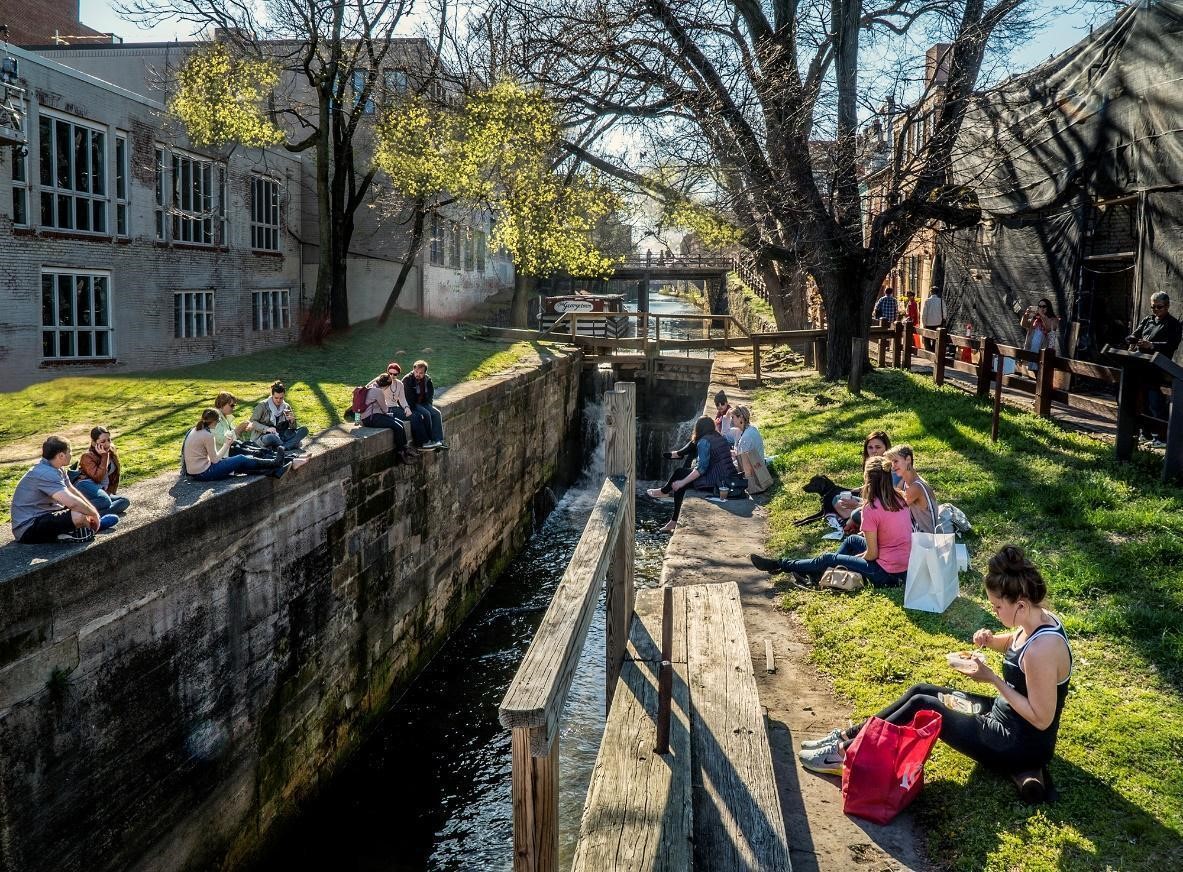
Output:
(841, 710), (942, 824)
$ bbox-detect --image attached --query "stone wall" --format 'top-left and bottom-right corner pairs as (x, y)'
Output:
(0, 351), (581, 872)
(726, 274), (778, 335)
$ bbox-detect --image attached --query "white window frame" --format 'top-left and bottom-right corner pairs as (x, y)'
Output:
(463, 225), (475, 271)
(351, 69), (375, 114)
(166, 149), (227, 246)
(40, 268), (114, 360)
(174, 290), (216, 338)
(250, 175), (281, 251)
(252, 289), (291, 331)
(37, 110), (109, 235)
(115, 134), (129, 237)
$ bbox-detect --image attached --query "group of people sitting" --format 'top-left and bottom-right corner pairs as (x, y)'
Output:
(746, 429), (1070, 804)
(11, 362), (449, 545)
(646, 391), (767, 533)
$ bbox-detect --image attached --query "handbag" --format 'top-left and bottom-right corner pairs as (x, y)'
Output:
(818, 567), (865, 593)
(842, 710), (943, 824)
(904, 532), (960, 613)
(741, 450), (774, 493)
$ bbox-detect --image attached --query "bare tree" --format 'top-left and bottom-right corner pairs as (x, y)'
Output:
(119, 0), (422, 340)
(485, 0), (1036, 377)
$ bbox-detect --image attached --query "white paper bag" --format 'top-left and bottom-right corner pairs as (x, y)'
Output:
(904, 532), (960, 614)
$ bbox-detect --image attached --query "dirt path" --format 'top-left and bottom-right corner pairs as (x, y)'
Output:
(651, 351), (928, 871)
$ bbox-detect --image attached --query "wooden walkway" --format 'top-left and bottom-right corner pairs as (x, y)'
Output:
(573, 582), (791, 871)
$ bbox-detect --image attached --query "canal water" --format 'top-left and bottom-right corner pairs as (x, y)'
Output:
(252, 453), (673, 872)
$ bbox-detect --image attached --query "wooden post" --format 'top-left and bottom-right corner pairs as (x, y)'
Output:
(902, 321), (914, 370)
(1164, 378), (1183, 483)
(654, 584), (674, 754)
(934, 328), (949, 386)
(812, 337), (826, 374)
(849, 338), (865, 394)
(753, 337), (763, 385)
(889, 322), (900, 369)
(570, 313), (578, 342)
(992, 353), (1004, 442)
(1114, 365), (1141, 462)
(1034, 347), (1056, 418)
(512, 727), (559, 872)
(977, 337), (997, 397)
(603, 382), (636, 713)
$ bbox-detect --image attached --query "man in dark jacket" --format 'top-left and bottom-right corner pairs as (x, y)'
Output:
(1128, 292), (1183, 443)
(402, 360), (447, 449)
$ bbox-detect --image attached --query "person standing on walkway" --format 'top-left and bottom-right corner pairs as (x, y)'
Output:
(1020, 299), (1060, 375)
(872, 287), (898, 325)
(921, 287), (947, 350)
(1127, 292), (1183, 444)
(905, 290), (920, 325)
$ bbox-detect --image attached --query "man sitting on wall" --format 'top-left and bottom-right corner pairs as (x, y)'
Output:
(248, 381), (309, 454)
(11, 436), (111, 544)
(402, 360), (448, 450)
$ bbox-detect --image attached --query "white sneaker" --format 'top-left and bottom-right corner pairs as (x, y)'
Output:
(646, 487), (668, 499)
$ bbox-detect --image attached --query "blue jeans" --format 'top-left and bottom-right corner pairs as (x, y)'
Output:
(192, 455), (277, 481)
(259, 427), (308, 452)
(75, 478), (131, 514)
(780, 534), (905, 587)
(409, 405), (444, 444)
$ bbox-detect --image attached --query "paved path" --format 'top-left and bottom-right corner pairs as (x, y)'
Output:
(648, 351), (928, 871)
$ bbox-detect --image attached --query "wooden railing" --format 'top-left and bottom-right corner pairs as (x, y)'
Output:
(538, 310), (753, 354)
(498, 382), (636, 872)
(619, 252), (736, 270)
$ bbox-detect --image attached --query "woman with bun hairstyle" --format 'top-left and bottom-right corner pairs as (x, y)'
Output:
(795, 545), (1073, 803)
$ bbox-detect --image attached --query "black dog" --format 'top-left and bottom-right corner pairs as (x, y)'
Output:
(793, 474), (856, 527)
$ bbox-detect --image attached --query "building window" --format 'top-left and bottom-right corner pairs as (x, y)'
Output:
(463, 226), (475, 271)
(351, 69), (375, 114)
(908, 255), (919, 293)
(475, 229), (486, 272)
(383, 69), (408, 96)
(115, 135), (128, 237)
(429, 213), (444, 265)
(449, 221), (461, 268)
(170, 152), (226, 245)
(41, 270), (113, 359)
(11, 140), (28, 225)
(174, 290), (215, 338)
(154, 147), (165, 240)
(252, 289), (291, 331)
(38, 114), (107, 233)
(250, 175), (281, 251)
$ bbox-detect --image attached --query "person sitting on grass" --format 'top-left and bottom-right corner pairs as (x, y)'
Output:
(833, 430), (892, 520)
(402, 360), (448, 449)
(360, 374), (419, 465)
(731, 406), (767, 490)
(368, 362), (412, 423)
(11, 436), (113, 544)
(76, 426), (130, 516)
(248, 381), (309, 454)
(751, 456), (910, 587)
(647, 416), (739, 534)
(184, 410), (289, 481)
(795, 545), (1072, 805)
(885, 444), (938, 533)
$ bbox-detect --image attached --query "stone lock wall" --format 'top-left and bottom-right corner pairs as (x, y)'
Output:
(0, 352), (580, 872)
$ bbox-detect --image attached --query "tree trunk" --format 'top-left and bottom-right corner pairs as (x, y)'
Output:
(302, 95), (334, 345)
(821, 263), (866, 380)
(378, 199), (427, 324)
(511, 273), (535, 328)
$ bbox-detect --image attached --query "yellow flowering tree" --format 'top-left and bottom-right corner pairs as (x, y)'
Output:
(168, 44), (283, 149)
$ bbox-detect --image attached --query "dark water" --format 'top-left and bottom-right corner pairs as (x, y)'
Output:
(252, 488), (671, 872)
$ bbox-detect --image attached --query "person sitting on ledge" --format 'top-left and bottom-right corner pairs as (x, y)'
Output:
(360, 374), (418, 465)
(402, 360), (448, 449)
(731, 406), (767, 491)
(248, 381), (309, 454)
(714, 390), (736, 444)
(11, 436), (112, 544)
(794, 545), (1072, 805)
(368, 362), (412, 423)
(184, 410), (288, 481)
(75, 426), (131, 516)
(647, 415), (739, 534)
(751, 456), (910, 587)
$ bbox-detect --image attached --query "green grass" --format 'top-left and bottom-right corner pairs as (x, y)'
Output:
(753, 369), (1183, 871)
(0, 312), (536, 526)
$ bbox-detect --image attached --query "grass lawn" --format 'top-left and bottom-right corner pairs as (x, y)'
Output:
(0, 312), (536, 526)
(753, 368), (1183, 871)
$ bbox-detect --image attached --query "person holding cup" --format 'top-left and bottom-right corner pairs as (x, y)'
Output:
(793, 545), (1072, 804)
(248, 381), (309, 454)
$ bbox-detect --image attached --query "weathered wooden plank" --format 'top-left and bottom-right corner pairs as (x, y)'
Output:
(626, 586), (688, 664)
(686, 583), (791, 871)
(512, 727), (559, 872)
(571, 659), (693, 872)
(499, 476), (626, 754)
(605, 384), (636, 713)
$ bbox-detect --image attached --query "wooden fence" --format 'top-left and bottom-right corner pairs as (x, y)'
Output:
(498, 382), (636, 872)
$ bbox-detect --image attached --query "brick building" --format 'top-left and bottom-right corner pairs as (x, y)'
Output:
(0, 0), (112, 47)
(0, 45), (303, 390)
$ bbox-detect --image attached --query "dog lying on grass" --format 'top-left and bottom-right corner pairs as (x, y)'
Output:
(793, 474), (857, 527)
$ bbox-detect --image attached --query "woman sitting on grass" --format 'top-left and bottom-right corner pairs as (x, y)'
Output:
(183, 410), (288, 481)
(795, 545), (1072, 804)
(647, 416), (739, 534)
(886, 444), (938, 533)
(731, 406), (767, 488)
(834, 430), (892, 519)
(751, 456), (910, 587)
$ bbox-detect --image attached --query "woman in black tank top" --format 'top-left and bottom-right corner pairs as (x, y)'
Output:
(796, 545), (1072, 803)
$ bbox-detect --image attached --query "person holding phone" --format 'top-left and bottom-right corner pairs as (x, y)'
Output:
(1020, 299), (1060, 374)
(793, 545), (1072, 804)
(248, 381), (309, 454)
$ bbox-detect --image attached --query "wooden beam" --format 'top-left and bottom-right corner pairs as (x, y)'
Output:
(604, 383), (636, 714)
(1034, 348), (1056, 417)
(512, 727), (559, 872)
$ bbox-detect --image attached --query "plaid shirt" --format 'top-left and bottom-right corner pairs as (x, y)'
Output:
(872, 294), (899, 322)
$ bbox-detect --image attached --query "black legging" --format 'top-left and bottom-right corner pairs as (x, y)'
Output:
(841, 683), (1043, 774)
(362, 413), (409, 451)
(660, 463), (694, 521)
